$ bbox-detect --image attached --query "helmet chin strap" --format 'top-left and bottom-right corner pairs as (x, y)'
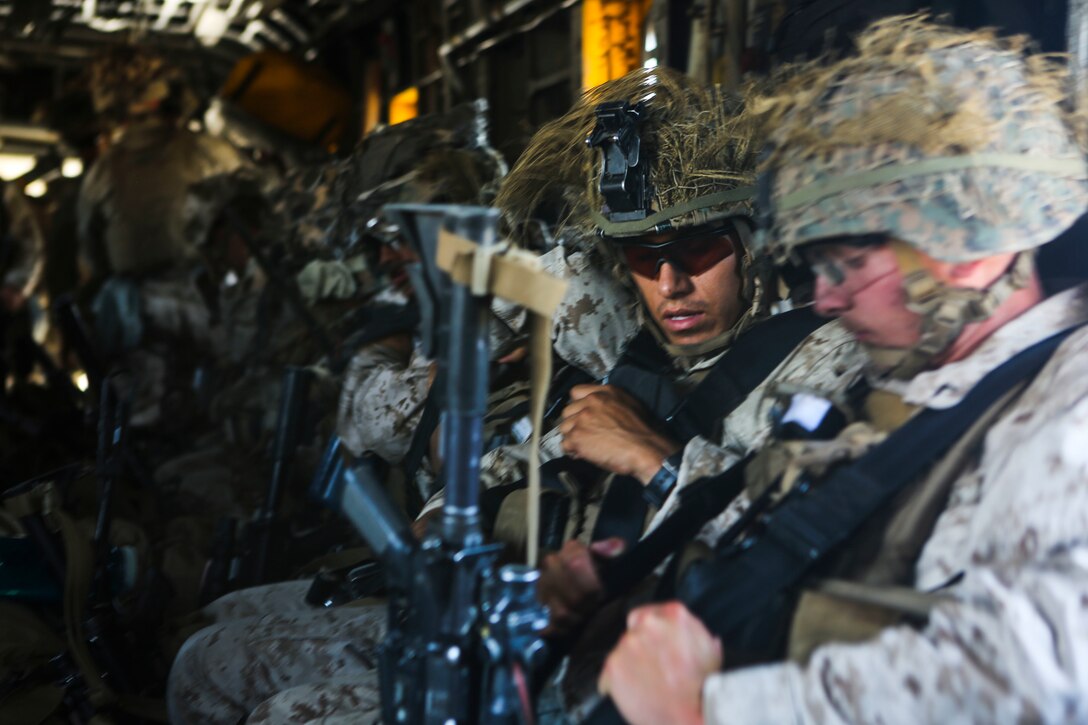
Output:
(634, 218), (773, 369)
(640, 304), (750, 365)
(863, 242), (1033, 380)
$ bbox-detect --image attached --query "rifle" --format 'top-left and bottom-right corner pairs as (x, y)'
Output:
(8, 374), (150, 715)
(231, 365), (313, 589)
(82, 372), (159, 695)
(196, 517), (236, 607)
(315, 205), (554, 724)
(51, 294), (157, 491)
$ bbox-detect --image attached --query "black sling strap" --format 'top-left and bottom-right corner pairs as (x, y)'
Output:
(682, 327), (1079, 643)
(664, 306), (823, 442)
(401, 367), (446, 487)
(590, 307), (822, 545)
(584, 325), (1080, 725)
(595, 453), (753, 598)
(607, 306), (822, 443)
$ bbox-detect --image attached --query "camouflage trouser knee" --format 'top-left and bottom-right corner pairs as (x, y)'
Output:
(154, 458), (275, 615)
(247, 675), (382, 724)
(167, 600), (386, 725)
(203, 580), (316, 622)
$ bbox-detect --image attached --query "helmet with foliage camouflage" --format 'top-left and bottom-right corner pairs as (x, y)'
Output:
(89, 46), (195, 126)
(589, 68), (760, 239)
(499, 68), (774, 356)
(492, 107), (593, 251)
(757, 15), (1088, 264)
(277, 100), (506, 261)
(496, 67), (763, 242)
(755, 15), (1088, 377)
(591, 68), (761, 237)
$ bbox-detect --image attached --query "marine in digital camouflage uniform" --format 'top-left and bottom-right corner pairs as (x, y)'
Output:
(167, 106), (516, 725)
(598, 17), (1088, 725)
(78, 48), (250, 426)
(154, 126), (492, 588)
(419, 68), (773, 532)
(334, 104), (512, 467)
(166, 94), (640, 722)
(171, 67), (845, 723)
(414, 68), (864, 720)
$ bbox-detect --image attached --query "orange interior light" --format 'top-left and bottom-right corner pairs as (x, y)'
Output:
(389, 86), (419, 126)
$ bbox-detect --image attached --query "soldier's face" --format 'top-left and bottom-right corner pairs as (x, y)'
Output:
(807, 242), (923, 348)
(625, 229), (746, 346)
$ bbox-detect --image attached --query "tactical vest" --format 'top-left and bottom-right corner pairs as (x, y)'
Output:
(482, 306), (823, 553)
(786, 381), (1023, 662)
(583, 324), (1082, 725)
(675, 326), (1081, 666)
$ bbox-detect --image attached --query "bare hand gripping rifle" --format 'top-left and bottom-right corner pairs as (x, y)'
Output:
(314, 204), (567, 724)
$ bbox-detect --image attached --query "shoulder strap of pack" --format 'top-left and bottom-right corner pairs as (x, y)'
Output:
(401, 367), (446, 486)
(591, 308), (822, 546)
(607, 307), (823, 441)
(612, 326), (672, 371)
(583, 324), (1082, 725)
(678, 324), (1082, 650)
(666, 306), (823, 441)
(596, 453), (753, 597)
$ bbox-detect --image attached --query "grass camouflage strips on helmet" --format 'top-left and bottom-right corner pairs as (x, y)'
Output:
(497, 67), (776, 354)
(752, 14), (1088, 377)
(495, 68), (764, 240)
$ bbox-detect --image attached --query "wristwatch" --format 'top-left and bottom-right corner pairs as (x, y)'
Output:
(643, 452), (683, 508)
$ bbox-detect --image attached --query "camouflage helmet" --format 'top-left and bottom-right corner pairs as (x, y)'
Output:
(276, 102), (506, 260)
(756, 15), (1088, 379)
(89, 46), (194, 126)
(492, 104), (594, 251)
(757, 15), (1088, 264)
(496, 68), (762, 245)
(498, 68), (776, 359)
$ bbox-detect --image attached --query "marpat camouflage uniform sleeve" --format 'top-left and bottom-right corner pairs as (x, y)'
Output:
(247, 675), (382, 724)
(483, 246), (639, 378)
(416, 410), (567, 518)
(702, 327), (1088, 724)
(417, 246), (636, 518)
(337, 340), (431, 463)
(167, 602), (386, 725)
(544, 247), (639, 379)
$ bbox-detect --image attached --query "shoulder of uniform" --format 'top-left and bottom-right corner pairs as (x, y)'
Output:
(766, 315), (866, 392)
(1042, 322), (1088, 378)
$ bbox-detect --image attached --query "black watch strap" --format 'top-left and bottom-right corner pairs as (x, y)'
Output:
(643, 452), (683, 508)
